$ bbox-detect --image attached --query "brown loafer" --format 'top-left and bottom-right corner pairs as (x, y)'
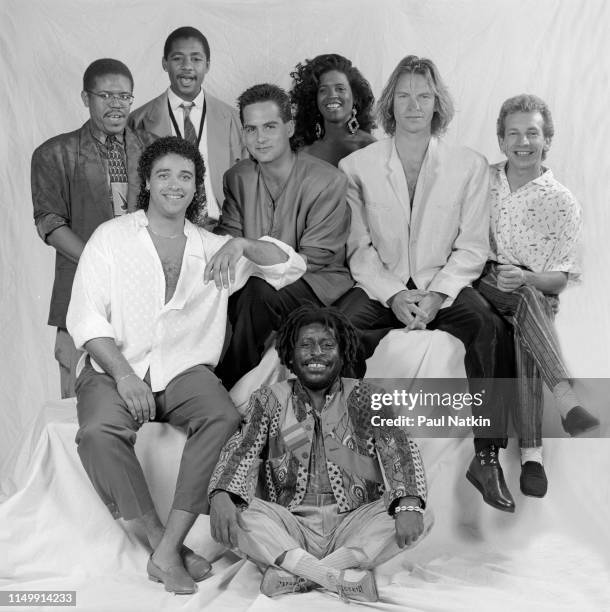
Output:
(181, 546), (212, 582)
(147, 555), (197, 595)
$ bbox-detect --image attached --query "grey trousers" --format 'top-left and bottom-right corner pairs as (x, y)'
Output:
(75, 362), (240, 520)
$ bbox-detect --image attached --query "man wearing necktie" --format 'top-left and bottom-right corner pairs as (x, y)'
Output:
(31, 58), (154, 398)
(129, 26), (246, 227)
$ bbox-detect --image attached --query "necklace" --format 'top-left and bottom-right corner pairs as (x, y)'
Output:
(147, 226), (183, 240)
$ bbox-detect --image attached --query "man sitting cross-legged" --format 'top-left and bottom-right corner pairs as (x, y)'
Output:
(66, 136), (306, 594)
(208, 305), (431, 602)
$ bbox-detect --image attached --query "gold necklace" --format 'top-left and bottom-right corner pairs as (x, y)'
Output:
(147, 226), (183, 240)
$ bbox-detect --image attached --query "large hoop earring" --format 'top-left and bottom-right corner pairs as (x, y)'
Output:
(347, 107), (359, 135)
(315, 121), (323, 140)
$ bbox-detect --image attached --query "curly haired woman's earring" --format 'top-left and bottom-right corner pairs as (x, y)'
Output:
(347, 107), (360, 135)
(315, 122), (323, 139)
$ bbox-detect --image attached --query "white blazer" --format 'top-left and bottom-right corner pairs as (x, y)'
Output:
(339, 137), (490, 308)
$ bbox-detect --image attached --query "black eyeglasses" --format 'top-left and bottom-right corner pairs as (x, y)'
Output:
(86, 90), (134, 106)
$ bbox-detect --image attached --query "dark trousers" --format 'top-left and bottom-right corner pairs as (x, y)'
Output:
(216, 277), (322, 389)
(75, 362), (240, 520)
(335, 287), (515, 451)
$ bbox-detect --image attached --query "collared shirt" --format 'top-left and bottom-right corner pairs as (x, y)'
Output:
(89, 124), (125, 149)
(90, 125), (129, 217)
(89, 124), (127, 173)
(66, 210), (306, 391)
(489, 162), (582, 281)
(167, 88), (220, 220)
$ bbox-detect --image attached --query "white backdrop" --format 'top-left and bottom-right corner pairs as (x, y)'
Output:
(1, 0), (609, 470)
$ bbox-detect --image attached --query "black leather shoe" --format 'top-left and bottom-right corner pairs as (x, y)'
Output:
(561, 406), (600, 436)
(520, 461), (548, 497)
(466, 446), (515, 513)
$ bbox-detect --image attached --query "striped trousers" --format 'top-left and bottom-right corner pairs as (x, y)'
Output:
(476, 266), (568, 447)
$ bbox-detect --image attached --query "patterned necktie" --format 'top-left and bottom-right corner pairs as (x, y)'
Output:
(106, 135), (128, 183)
(180, 102), (198, 145)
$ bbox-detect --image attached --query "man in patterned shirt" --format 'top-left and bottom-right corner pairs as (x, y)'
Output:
(476, 94), (599, 497)
(208, 305), (431, 602)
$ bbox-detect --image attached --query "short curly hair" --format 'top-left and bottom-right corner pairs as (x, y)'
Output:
(290, 54), (375, 148)
(377, 55), (454, 136)
(276, 305), (360, 377)
(496, 93), (554, 147)
(136, 136), (206, 224)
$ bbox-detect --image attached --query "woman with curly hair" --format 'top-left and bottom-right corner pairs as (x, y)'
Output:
(290, 53), (376, 167)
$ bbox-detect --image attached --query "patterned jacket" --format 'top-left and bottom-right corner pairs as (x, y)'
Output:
(209, 378), (427, 514)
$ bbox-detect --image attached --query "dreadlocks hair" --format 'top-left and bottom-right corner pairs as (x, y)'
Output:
(276, 305), (360, 376)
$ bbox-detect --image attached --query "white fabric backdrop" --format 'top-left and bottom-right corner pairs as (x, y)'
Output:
(0, 0), (608, 490)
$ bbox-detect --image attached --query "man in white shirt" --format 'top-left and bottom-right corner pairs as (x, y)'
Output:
(128, 26), (245, 226)
(67, 136), (305, 594)
(337, 55), (516, 513)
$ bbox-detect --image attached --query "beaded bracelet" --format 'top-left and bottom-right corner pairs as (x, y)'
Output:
(394, 505), (424, 517)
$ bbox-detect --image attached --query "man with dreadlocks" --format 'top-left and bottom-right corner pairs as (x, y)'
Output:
(208, 305), (431, 602)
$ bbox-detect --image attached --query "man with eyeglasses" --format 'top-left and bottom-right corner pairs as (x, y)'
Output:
(32, 58), (154, 398)
(128, 26), (245, 228)
(209, 305), (431, 602)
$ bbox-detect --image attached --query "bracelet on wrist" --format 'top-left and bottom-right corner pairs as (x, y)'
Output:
(394, 504), (424, 517)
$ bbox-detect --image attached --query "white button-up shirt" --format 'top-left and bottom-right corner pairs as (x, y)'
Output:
(67, 210), (306, 391)
(167, 87), (220, 219)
